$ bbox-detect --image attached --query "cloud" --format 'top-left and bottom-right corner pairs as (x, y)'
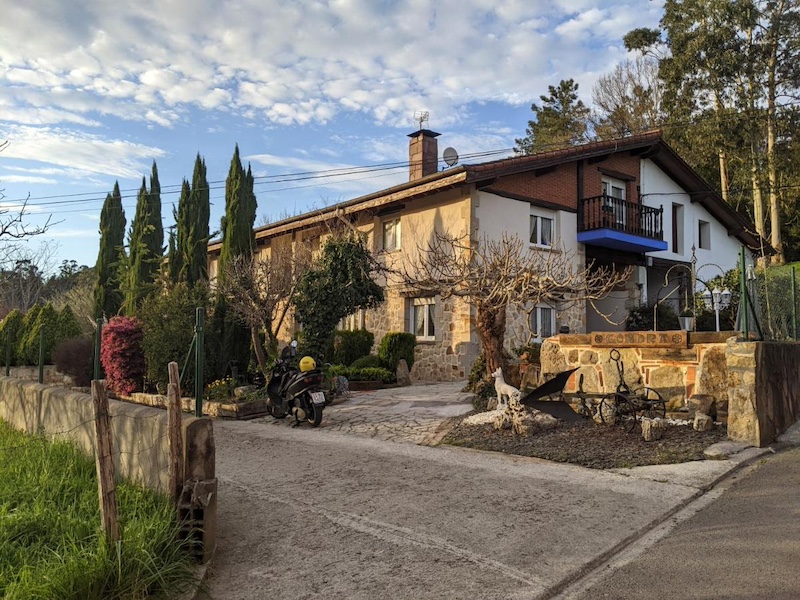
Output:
(0, 0), (661, 129)
(0, 175), (58, 185)
(0, 125), (165, 179)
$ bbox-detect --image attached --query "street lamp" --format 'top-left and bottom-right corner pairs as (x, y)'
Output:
(703, 287), (732, 331)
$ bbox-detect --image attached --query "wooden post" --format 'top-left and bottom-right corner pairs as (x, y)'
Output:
(167, 361), (184, 506)
(91, 380), (120, 543)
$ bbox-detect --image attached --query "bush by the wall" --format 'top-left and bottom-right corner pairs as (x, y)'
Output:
(328, 329), (374, 366)
(377, 332), (416, 371)
(16, 304), (42, 364)
(18, 303), (61, 365)
(56, 305), (83, 343)
(101, 316), (145, 396)
(0, 309), (24, 366)
(139, 283), (208, 393)
(350, 354), (383, 369)
(53, 335), (94, 387)
(328, 365), (395, 384)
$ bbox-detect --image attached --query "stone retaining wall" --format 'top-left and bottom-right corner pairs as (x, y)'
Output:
(5, 365), (74, 386)
(540, 332), (733, 412)
(727, 341), (800, 447)
(542, 333), (800, 447)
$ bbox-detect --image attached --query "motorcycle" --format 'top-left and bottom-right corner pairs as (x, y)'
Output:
(265, 341), (326, 427)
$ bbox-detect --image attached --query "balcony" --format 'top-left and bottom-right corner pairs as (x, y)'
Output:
(577, 195), (668, 253)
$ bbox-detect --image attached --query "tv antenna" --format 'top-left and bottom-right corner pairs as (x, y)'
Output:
(413, 110), (429, 130)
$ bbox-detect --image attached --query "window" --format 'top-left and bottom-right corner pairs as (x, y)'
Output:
(339, 309), (366, 331)
(672, 203), (684, 254)
(530, 305), (555, 340)
(382, 217), (401, 251)
(530, 215), (553, 247)
(410, 297), (435, 340)
(698, 220), (711, 250)
(601, 177), (626, 227)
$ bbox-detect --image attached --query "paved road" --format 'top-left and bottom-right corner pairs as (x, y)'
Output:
(203, 405), (763, 600)
(564, 447), (800, 600)
(254, 381), (474, 445)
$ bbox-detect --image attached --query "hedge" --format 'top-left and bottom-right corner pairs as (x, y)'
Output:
(378, 332), (416, 371)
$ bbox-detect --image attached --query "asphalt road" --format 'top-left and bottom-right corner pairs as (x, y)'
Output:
(568, 447), (800, 600)
(204, 418), (718, 600)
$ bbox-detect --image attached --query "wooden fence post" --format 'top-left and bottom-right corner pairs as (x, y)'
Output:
(91, 380), (120, 543)
(167, 361), (184, 506)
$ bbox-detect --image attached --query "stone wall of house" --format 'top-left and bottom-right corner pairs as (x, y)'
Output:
(727, 341), (800, 447)
(540, 332), (734, 413)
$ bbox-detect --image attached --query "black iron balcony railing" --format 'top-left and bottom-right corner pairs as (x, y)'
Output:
(578, 195), (664, 240)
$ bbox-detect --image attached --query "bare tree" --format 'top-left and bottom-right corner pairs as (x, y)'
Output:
(592, 55), (664, 138)
(0, 241), (58, 313)
(217, 244), (312, 373)
(401, 233), (631, 376)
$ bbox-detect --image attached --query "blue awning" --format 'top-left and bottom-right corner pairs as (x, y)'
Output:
(577, 228), (668, 253)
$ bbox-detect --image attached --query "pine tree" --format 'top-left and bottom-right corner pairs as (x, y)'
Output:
(93, 182), (126, 319)
(515, 79), (591, 154)
(124, 162), (164, 313)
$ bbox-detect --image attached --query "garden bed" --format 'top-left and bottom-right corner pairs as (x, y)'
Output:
(443, 412), (728, 469)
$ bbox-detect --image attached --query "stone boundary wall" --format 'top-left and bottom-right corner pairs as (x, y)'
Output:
(5, 365), (74, 387)
(727, 341), (800, 447)
(540, 332), (732, 413)
(0, 377), (216, 558)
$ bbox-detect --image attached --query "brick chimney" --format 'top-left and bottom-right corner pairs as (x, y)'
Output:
(408, 129), (440, 181)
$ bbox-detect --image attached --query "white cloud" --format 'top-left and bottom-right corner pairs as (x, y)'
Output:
(0, 0), (661, 129)
(0, 175), (58, 185)
(0, 125), (165, 179)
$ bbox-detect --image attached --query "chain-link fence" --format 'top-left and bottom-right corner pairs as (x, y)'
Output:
(743, 261), (800, 341)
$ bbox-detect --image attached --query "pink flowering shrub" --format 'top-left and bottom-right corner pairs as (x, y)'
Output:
(100, 316), (145, 396)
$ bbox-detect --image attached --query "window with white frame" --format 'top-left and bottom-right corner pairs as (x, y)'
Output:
(601, 177), (626, 226)
(382, 216), (401, 251)
(529, 212), (554, 247)
(410, 297), (435, 340)
(530, 305), (555, 340)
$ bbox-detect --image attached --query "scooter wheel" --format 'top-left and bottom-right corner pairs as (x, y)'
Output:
(305, 395), (323, 427)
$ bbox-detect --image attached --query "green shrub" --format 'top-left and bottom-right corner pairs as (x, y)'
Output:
(625, 303), (680, 331)
(19, 303), (61, 365)
(139, 283), (208, 393)
(0, 309), (23, 366)
(52, 335), (94, 387)
(329, 329), (374, 366)
(378, 331), (416, 371)
(466, 352), (486, 390)
(350, 354), (383, 369)
(327, 365), (396, 384)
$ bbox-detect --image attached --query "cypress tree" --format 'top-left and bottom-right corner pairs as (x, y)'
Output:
(212, 145), (257, 379)
(93, 182), (126, 319)
(170, 179), (191, 283)
(124, 162), (164, 314)
(183, 154), (210, 286)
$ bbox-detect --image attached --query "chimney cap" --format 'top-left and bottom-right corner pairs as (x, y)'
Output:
(408, 129), (441, 139)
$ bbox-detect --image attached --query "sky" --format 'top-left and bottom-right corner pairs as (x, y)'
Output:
(0, 0), (662, 272)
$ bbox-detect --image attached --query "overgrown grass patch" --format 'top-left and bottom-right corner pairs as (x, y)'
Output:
(0, 420), (196, 599)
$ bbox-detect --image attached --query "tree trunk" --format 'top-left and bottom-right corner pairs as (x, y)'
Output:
(766, 10), (784, 264)
(474, 303), (507, 378)
(251, 326), (268, 375)
(718, 151), (729, 202)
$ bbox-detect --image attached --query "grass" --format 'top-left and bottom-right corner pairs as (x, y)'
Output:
(0, 420), (197, 599)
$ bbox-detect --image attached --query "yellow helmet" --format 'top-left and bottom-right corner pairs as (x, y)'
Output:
(299, 356), (317, 372)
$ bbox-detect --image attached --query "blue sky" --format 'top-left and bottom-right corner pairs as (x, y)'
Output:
(0, 0), (662, 271)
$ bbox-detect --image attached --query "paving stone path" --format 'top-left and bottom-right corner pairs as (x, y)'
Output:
(255, 381), (474, 444)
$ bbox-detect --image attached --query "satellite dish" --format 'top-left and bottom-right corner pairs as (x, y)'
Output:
(443, 147), (459, 167)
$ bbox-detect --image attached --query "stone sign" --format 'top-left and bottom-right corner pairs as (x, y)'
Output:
(591, 331), (689, 349)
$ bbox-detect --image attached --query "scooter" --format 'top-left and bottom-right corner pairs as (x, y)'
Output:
(265, 341), (326, 427)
